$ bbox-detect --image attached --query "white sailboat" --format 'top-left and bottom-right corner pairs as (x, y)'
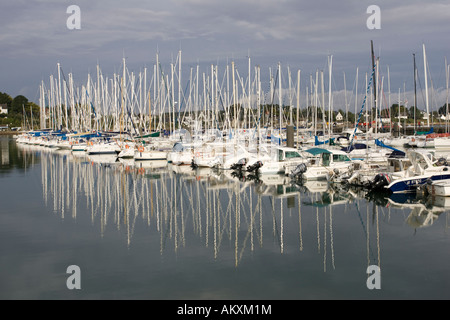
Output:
(86, 139), (120, 155)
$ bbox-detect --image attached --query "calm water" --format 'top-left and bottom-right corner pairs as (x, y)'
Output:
(1, 135), (450, 300)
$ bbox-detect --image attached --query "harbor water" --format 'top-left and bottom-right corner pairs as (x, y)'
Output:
(1, 135), (450, 300)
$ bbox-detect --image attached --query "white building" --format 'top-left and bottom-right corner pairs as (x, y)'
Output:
(0, 104), (7, 115)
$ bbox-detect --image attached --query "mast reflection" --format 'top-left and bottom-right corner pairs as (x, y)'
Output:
(24, 144), (450, 269)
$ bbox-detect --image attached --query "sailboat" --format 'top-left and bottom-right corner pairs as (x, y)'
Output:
(86, 137), (121, 155)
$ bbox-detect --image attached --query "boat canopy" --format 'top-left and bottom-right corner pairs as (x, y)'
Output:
(135, 132), (161, 139)
(416, 127), (433, 136)
(375, 138), (402, 153)
(341, 143), (369, 152)
(388, 150), (406, 159)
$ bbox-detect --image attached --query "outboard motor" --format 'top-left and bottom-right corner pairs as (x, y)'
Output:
(368, 173), (392, 191)
(290, 163), (307, 179)
(190, 159), (198, 169)
(246, 161), (263, 173)
(230, 158), (247, 171)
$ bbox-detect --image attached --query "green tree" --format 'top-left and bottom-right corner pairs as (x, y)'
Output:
(438, 103), (450, 115)
(11, 95), (29, 115)
(0, 92), (13, 110)
(408, 106), (422, 122)
(0, 93), (40, 129)
(390, 103), (408, 118)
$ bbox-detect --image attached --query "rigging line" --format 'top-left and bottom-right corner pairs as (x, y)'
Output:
(348, 63), (377, 148)
(178, 78), (192, 126)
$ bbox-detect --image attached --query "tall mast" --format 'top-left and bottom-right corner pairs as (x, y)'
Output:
(288, 66), (292, 124)
(278, 62), (282, 134)
(423, 44), (430, 127)
(314, 70), (318, 137)
(178, 50), (182, 130)
(398, 88), (401, 132)
(413, 53), (417, 131)
(355, 67), (359, 127)
(155, 51), (159, 131)
(328, 55), (333, 140)
(343, 72), (347, 129)
(171, 62), (175, 133)
(248, 55), (251, 130)
(321, 70), (325, 136)
(57, 62), (63, 130)
(387, 66), (391, 135)
(371, 40), (377, 116)
(296, 69), (301, 148)
(121, 58), (125, 135)
(40, 80), (46, 129)
(375, 58), (379, 136)
(232, 61), (236, 135)
(257, 65), (261, 144)
(446, 57), (449, 133)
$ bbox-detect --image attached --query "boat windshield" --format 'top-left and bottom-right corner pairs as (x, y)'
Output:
(333, 154), (351, 162)
(426, 153), (437, 164)
(285, 151), (302, 159)
(322, 153), (331, 166)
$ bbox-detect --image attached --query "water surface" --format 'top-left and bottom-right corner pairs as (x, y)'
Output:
(1, 136), (449, 300)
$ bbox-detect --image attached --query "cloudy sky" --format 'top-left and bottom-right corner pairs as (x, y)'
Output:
(1, 0), (449, 110)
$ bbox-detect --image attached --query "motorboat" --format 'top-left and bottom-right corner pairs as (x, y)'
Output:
(384, 150), (450, 193)
(291, 147), (354, 181)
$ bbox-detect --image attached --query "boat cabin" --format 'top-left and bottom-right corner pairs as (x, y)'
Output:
(277, 147), (303, 162)
(303, 148), (352, 166)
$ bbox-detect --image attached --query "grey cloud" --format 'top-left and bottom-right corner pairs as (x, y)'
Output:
(0, 0), (449, 105)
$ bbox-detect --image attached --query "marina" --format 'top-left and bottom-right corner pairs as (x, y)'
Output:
(2, 0), (450, 305)
(1, 133), (450, 299)
(3, 40), (450, 299)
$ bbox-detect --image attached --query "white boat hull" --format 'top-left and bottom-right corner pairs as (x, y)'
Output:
(87, 143), (120, 155)
(135, 150), (167, 161)
(426, 179), (450, 197)
(434, 137), (450, 150)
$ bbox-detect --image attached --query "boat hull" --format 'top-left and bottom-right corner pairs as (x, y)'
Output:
(426, 178), (450, 197)
(135, 150), (167, 161)
(386, 173), (450, 193)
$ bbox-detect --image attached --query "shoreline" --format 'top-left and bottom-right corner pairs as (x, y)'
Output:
(0, 131), (20, 135)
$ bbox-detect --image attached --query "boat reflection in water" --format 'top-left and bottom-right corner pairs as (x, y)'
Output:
(19, 142), (450, 272)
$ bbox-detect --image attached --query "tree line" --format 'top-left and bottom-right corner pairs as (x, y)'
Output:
(0, 92), (40, 129)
